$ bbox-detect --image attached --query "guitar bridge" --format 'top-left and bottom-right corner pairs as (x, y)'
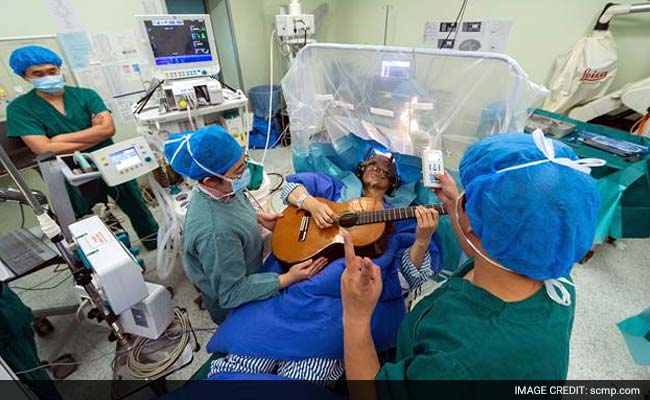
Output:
(298, 215), (311, 242)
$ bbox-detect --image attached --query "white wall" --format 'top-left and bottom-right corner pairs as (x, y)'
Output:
(228, 0), (339, 90)
(332, 0), (650, 91)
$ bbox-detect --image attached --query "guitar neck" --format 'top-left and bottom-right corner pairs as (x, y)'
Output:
(354, 204), (447, 225)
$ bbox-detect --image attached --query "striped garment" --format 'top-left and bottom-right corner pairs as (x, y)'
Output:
(209, 354), (345, 385)
(279, 182), (302, 205)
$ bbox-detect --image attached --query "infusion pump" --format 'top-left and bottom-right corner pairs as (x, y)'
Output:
(58, 137), (159, 187)
(91, 137), (159, 185)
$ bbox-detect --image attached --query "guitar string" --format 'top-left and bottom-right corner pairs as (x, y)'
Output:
(355, 205), (445, 224)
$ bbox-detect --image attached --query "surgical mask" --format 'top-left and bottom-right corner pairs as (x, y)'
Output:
(218, 168), (251, 194)
(197, 169), (251, 201)
(30, 74), (65, 94)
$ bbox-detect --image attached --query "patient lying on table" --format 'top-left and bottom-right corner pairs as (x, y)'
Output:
(206, 152), (443, 382)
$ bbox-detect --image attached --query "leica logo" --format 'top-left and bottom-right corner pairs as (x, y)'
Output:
(580, 68), (609, 82)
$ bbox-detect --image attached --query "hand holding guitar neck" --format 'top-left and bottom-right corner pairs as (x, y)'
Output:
(414, 206), (440, 243)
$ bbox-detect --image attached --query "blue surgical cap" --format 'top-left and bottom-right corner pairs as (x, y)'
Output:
(164, 125), (243, 181)
(9, 45), (63, 76)
(459, 133), (600, 280)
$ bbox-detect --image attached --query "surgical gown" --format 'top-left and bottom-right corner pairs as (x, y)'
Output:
(0, 283), (61, 399)
(377, 261), (574, 386)
(183, 189), (280, 324)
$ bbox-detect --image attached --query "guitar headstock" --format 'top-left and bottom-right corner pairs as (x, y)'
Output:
(338, 212), (358, 228)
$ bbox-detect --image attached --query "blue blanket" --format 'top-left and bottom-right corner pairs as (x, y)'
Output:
(207, 173), (442, 360)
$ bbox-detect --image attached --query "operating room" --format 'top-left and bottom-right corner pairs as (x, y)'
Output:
(1, 0), (650, 399)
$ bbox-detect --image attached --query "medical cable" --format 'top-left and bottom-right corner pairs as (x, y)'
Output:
(443, 0), (469, 44)
(13, 326), (217, 376)
(269, 124), (290, 149)
(630, 112), (649, 136)
(134, 79), (164, 115)
(139, 137), (186, 280)
(267, 172), (285, 193)
(12, 271), (71, 293)
(260, 29), (277, 166)
(147, 174), (183, 279)
(211, 75), (237, 93)
(53, 263), (67, 272)
(19, 203), (25, 229)
(185, 95), (198, 131)
(75, 298), (92, 323)
(452, 0), (469, 42)
(124, 308), (193, 378)
(107, 186), (121, 207)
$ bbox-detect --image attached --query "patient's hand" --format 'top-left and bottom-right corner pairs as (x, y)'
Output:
(303, 197), (338, 229)
(415, 206), (439, 243)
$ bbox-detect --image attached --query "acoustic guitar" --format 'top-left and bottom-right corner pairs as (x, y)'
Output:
(271, 197), (447, 267)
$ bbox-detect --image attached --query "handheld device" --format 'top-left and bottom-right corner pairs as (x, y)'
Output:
(422, 149), (444, 188)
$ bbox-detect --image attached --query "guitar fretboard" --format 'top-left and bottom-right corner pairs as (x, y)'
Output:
(355, 204), (447, 225)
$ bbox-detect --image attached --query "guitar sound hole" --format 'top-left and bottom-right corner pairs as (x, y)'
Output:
(339, 213), (357, 228)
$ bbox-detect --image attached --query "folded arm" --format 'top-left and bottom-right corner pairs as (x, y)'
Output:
(51, 111), (115, 145)
(21, 135), (97, 155)
(20, 112), (116, 155)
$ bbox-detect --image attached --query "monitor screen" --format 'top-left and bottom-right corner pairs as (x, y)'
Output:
(110, 147), (141, 171)
(380, 60), (411, 79)
(144, 18), (213, 66)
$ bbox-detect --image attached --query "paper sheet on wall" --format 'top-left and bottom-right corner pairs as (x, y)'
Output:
(90, 31), (142, 64)
(76, 65), (146, 122)
(109, 93), (144, 123)
(100, 65), (130, 96)
(42, 0), (85, 32)
(75, 67), (111, 99)
(58, 32), (94, 69)
(423, 20), (512, 53)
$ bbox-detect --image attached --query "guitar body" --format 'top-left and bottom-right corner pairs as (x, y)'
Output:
(272, 197), (386, 268)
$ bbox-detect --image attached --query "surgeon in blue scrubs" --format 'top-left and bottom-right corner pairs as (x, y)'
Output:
(165, 126), (329, 324)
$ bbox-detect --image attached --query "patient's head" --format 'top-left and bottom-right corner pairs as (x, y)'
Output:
(357, 152), (399, 195)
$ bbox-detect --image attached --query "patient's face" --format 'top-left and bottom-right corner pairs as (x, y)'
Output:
(362, 160), (392, 192)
